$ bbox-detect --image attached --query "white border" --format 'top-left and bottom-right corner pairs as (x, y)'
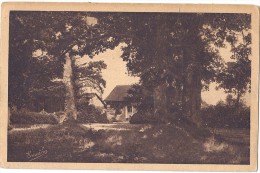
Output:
(0, 0), (259, 4)
(0, 1), (259, 173)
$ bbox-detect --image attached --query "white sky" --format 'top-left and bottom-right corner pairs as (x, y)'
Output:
(31, 17), (251, 106)
(202, 42), (251, 105)
(76, 43), (250, 106)
(80, 16), (251, 105)
(31, 10), (251, 106)
(30, 10), (251, 106)
(76, 44), (140, 99)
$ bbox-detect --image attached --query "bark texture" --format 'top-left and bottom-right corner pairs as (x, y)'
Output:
(182, 47), (202, 127)
(63, 54), (77, 121)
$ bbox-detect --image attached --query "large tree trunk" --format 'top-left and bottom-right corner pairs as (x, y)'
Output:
(182, 47), (202, 127)
(63, 54), (77, 122)
(153, 15), (202, 125)
(154, 83), (168, 120)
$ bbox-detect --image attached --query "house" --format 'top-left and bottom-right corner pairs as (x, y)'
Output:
(105, 85), (137, 121)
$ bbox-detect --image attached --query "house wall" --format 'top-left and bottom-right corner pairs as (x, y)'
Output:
(106, 103), (137, 122)
(122, 105), (137, 120)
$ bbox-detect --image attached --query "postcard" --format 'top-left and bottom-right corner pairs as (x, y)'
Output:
(0, 3), (259, 171)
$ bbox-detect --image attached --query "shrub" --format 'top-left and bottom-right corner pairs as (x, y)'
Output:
(77, 105), (109, 123)
(129, 109), (162, 124)
(201, 102), (250, 129)
(10, 111), (59, 124)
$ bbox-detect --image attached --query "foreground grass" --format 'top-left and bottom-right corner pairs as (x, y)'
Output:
(8, 123), (249, 164)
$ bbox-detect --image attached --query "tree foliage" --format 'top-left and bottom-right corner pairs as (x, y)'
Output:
(73, 59), (107, 100)
(86, 12), (251, 125)
(9, 11), (251, 125)
(9, 11), (107, 110)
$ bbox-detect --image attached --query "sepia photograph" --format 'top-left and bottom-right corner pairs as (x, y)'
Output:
(0, 3), (259, 171)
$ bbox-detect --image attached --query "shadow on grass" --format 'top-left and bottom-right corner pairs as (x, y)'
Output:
(8, 123), (249, 164)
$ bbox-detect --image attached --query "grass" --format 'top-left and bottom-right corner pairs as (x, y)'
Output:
(8, 122), (250, 164)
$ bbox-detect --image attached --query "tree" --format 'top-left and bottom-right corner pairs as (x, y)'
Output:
(73, 59), (107, 111)
(9, 12), (251, 126)
(86, 13), (251, 126)
(9, 12), (65, 109)
(226, 94), (235, 107)
(216, 33), (251, 105)
(8, 11), (107, 122)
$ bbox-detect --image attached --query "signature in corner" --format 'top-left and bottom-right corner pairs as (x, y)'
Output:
(26, 147), (48, 161)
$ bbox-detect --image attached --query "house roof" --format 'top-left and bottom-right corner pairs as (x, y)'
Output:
(105, 85), (132, 102)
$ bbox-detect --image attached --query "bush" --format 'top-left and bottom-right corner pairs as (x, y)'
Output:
(129, 109), (162, 124)
(10, 111), (59, 124)
(77, 105), (109, 123)
(201, 102), (250, 129)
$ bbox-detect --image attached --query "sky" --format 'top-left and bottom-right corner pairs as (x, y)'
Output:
(80, 15), (250, 106)
(76, 43), (250, 106)
(32, 15), (251, 106)
(201, 42), (251, 105)
(34, 41), (250, 106)
(76, 44), (140, 99)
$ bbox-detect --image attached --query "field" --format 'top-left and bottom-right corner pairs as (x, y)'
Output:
(8, 123), (250, 164)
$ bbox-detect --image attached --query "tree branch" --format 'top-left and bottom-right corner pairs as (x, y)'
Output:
(56, 32), (139, 60)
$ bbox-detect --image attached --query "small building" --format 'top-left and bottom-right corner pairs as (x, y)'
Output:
(105, 85), (136, 121)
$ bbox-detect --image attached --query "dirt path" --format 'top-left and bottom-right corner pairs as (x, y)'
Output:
(8, 123), (134, 133)
(9, 124), (51, 134)
(82, 122), (140, 131)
